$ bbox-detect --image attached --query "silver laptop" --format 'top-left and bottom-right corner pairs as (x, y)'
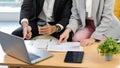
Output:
(0, 31), (53, 64)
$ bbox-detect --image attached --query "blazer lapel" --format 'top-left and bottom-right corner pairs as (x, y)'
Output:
(36, 0), (44, 15)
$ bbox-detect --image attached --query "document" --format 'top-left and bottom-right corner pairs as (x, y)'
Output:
(32, 39), (83, 52)
(32, 39), (51, 49)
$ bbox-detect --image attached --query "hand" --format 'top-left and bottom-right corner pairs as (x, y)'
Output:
(80, 38), (95, 47)
(21, 21), (32, 39)
(38, 23), (57, 35)
(58, 28), (71, 43)
(58, 31), (69, 43)
(100, 34), (107, 43)
(23, 26), (32, 39)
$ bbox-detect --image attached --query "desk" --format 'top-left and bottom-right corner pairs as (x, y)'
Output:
(0, 43), (120, 68)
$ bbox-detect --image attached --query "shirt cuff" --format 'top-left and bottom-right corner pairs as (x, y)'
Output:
(56, 24), (64, 31)
(21, 18), (28, 24)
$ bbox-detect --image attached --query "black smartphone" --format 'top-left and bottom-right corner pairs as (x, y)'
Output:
(64, 51), (84, 63)
(37, 20), (46, 26)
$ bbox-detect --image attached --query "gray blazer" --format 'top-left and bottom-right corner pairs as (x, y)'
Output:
(67, 0), (120, 40)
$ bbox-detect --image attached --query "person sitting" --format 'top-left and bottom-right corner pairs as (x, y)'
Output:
(59, 0), (120, 46)
(12, 0), (73, 41)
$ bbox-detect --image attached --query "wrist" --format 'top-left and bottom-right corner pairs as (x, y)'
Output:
(65, 28), (72, 33)
(91, 38), (95, 41)
(21, 21), (29, 28)
(90, 38), (99, 42)
(55, 25), (61, 32)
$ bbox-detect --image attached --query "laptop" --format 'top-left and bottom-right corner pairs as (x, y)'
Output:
(0, 31), (53, 64)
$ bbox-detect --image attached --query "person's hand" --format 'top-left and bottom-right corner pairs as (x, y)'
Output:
(38, 23), (57, 35)
(80, 38), (95, 47)
(58, 31), (69, 43)
(100, 34), (107, 43)
(58, 28), (71, 43)
(21, 21), (32, 39)
(23, 26), (32, 39)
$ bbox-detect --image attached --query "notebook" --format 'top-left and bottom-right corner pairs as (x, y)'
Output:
(0, 31), (53, 64)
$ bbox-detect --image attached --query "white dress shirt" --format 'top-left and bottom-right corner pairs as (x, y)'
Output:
(86, 0), (93, 18)
(39, 0), (55, 22)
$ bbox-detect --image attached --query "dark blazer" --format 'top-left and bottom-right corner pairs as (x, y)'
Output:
(20, 0), (72, 27)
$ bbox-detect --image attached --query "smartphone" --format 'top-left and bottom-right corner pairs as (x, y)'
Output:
(37, 20), (46, 26)
(64, 51), (84, 63)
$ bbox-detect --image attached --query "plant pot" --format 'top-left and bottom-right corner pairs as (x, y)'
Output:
(104, 53), (112, 61)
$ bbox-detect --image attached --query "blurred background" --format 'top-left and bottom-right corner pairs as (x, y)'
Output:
(0, 0), (21, 34)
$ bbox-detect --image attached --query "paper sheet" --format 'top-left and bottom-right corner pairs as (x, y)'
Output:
(47, 41), (83, 52)
(31, 39), (83, 52)
(32, 39), (51, 49)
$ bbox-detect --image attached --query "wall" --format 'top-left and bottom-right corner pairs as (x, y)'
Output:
(114, 0), (120, 20)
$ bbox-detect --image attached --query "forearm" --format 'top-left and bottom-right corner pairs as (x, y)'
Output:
(57, 0), (72, 28)
(20, 0), (32, 23)
(91, 0), (114, 40)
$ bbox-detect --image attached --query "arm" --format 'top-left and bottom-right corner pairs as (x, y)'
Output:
(56, 0), (72, 30)
(66, 0), (82, 33)
(59, 0), (81, 43)
(91, 0), (115, 40)
(19, 0), (33, 39)
(19, 0), (33, 24)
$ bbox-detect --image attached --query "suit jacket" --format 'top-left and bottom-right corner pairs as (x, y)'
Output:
(67, 0), (120, 40)
(20, 0), (72, 28)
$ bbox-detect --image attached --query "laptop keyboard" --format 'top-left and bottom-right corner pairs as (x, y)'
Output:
(28, 53), (41, 61)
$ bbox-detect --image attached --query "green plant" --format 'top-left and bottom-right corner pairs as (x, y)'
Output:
(98, 37), (120, 56)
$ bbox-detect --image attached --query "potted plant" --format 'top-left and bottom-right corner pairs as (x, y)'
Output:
(98, 37), (120, 61)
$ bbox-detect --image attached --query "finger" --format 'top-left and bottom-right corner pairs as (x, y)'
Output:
(41, 28), (52, 35)
(59, 36), (67, 43)
(25, 33), (32, 40)
(24, 26), (32, 39)
(23, 27), (27, 39)
(27, 26), (32, 37)
(87, 42), (92, 46)
(38, 26), (42, 34)
(87, 39), (95, 46)
(39, 26), (48, 34)
(39, 29), (47, 32)
(39, 30), (47, 34)
(80, 41), (87, 47)
(27, 26), (32, 32)
(28, 31), (32, 36)
(63, 37), (68, 42)
(80, 41), (84, 46)
(38, 26), (41, 29)
(58, 36), (64, 43)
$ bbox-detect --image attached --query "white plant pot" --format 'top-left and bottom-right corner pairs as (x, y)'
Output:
(105, 54), (112, 61)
